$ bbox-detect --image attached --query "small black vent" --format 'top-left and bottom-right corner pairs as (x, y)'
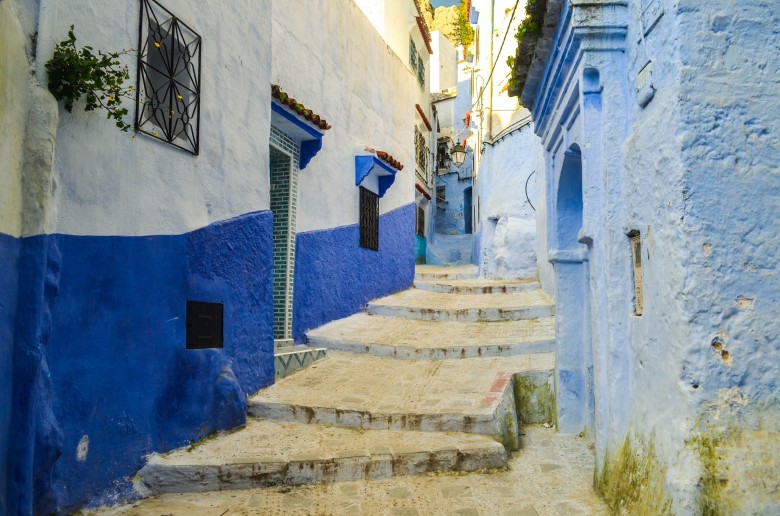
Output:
(359, 186), (379, 251)
(186, 301), (223, 349)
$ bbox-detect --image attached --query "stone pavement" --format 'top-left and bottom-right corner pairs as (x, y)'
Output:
(100, 427), (606, 515)
(97, 266), (606, 514)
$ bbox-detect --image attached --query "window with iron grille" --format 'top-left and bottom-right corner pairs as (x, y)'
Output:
(629, 232), (644, 315)
(415, 127), (428, 176)
(417, 57), (425, 87)
(416, 205), (425, 236)
(359, 186), (379, 251)
(136, 0), (201, 154)
(409, 38), (417, 69)
(436, 186), (446, 202)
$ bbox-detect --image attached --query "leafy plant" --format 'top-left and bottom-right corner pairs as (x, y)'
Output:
(456, 0), (475, 48)
(46, 26), (134, 132)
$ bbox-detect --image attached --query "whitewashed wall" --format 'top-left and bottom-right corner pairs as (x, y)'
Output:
(272, 0), (417, 234)
(35, 0), (273, 237)
(430, 31), (456, 92)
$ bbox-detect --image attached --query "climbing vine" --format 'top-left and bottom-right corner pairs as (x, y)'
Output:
(506, 0), (547, 96)
(46, 26), (134, 132)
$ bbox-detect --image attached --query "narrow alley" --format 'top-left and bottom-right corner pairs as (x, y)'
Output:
(101, 265), (605, 515)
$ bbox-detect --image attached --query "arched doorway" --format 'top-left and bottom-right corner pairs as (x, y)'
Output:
(551, 144), (593, 434)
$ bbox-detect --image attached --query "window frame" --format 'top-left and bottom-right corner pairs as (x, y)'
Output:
(136, 0), (202, 155)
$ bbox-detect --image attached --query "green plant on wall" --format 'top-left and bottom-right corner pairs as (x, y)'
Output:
(506, 0), (546, 96)
(457, 0), (475, 48)
(46, 26), (134, 132)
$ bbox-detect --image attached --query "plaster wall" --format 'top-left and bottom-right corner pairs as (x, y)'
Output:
(272, 0), (417, 233)
(475, 124), (537, 279)
(532, 0), (779, 512)
(36, 0), (273, 237)
(430, 31), (456, 92)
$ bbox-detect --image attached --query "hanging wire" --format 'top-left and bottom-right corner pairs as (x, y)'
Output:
(525, 170), (536, 211)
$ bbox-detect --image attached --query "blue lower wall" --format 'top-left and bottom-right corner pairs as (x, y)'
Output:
(5, 210), (275, 512)
(293, 203), (415, 340)
(0, 233), (20, 516)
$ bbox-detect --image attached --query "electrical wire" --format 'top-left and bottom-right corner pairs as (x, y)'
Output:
(525, 170), (536, 211)
(469, 0), (522, 113)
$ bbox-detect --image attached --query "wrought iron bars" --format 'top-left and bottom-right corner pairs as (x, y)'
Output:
(136, 0), (201, 154)
(359, 186), (379, 251)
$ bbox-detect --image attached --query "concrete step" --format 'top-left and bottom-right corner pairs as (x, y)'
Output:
(249, 351), (555, 450)
(274, 345), (327, 380)
(367, 289), (555, 322)
(306, 313), (555, 360)
(414, 277), (540, 295)
(414, 264), (478, 280)
(136, 419), (507, 494)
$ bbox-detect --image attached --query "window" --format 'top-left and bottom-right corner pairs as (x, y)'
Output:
(417, 57), (425, 87)
(409, 38), (417, 69)
(629, 232), (644, 315)
(136, 0), (201, 154)
(415, 126), (428, 177)
(359, 186), (379, 251)
(436, 186), (446, 202)
(416, 205), (425, 236)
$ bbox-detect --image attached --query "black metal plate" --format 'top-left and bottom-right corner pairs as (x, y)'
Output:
(186, 300), (223, 349)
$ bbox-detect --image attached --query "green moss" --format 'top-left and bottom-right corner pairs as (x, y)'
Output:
(688, 427), (738, 515)
(594, 436), (672, 515)
(513, 373), (555, 426)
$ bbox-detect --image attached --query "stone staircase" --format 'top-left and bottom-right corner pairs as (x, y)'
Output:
(134, 265), (557, 496)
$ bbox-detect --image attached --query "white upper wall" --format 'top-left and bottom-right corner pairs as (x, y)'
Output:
(471, 0), (524, 137)
(36, 0), (273, 237)
(273, 0), (417, 233)
(430, 31), (457, 92)
(0, 0), (30, 237)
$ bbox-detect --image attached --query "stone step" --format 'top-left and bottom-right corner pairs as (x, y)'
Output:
(306, 313), (555, 360)
(274, 345), (327, 380)
(367, 289), (555, 322)
(414, 264), (478, 280)
(414, 277), (540, 295)
(136, 419), (507, 494)
(249, 351), (555, 450)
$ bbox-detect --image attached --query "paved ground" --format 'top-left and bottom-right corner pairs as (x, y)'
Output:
(99, 426), (607, 516)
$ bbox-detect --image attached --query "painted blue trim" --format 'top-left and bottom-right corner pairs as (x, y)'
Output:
(354, 155), (398, 198)
(292, 203), (415, 341)
(3, 211), (275, 512)
(270, 102), (323, 170)
(0, 232), (19, 516)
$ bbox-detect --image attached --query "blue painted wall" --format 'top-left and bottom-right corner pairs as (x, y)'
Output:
(5, 210), (275, 512)
(293, 203), (415, 341)
(0, 233), (20, 516)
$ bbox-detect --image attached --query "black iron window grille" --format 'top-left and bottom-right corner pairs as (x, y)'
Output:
(136, 0), (201, 154)
(415, 127), (429, 175)
(416, 205), (425, 236)
(359, 186), (379, 251)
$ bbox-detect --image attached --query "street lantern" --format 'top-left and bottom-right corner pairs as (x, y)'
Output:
(450, 143), (467, 167)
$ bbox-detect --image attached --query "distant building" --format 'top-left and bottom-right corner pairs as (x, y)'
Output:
(354, 0), (437, 265)
(511, 0), (780, 513)
(469, 0), (539, 279)
(1, 0), (418, 511)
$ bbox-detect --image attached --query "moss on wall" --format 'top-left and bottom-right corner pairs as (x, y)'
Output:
(513, 372), (555, 426)
(594, 436), (672, 515)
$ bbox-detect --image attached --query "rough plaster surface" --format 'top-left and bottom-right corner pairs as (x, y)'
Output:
(43, 211), (274, 511)
(476, 124), (538, 279)
(292, 203), (415, 341)
(531, 0), (780, 512)
(35, 0), (273, 237)
(279, 0), (418, 233)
